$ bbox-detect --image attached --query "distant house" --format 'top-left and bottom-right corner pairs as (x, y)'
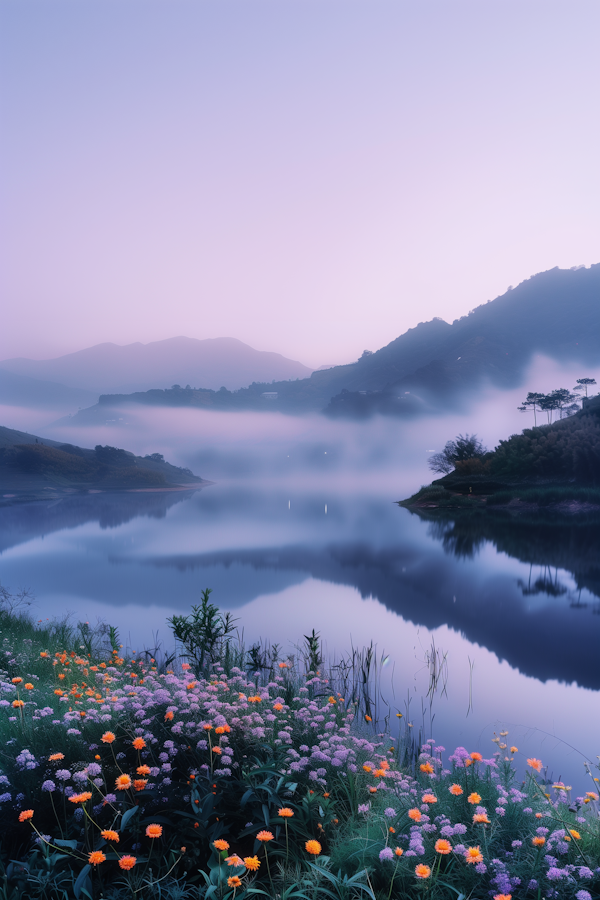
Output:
(261, 392), (278, 400)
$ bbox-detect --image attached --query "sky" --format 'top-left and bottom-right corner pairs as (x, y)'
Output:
(1, 1), (599, 369)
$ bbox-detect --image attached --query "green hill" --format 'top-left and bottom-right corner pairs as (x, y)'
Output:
(0, 425), (205, 503)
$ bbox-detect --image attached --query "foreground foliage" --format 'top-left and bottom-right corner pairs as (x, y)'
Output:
(0, 593), (599, 899)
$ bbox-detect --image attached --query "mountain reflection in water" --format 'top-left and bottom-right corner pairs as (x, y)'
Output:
(1, 489), (599, 692)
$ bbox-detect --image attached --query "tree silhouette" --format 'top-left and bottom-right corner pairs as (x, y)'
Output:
(428, 434), (487, 475)
(574, 377), (597, 399)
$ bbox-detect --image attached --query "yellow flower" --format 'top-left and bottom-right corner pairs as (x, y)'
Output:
(244, 856), (260, 871)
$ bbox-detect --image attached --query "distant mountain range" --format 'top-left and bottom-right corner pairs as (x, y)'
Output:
(0, 336), (314, 397)
(61, 263), (600, 423)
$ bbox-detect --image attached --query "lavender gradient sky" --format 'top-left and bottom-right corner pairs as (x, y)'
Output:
(2, 1), (599, 368)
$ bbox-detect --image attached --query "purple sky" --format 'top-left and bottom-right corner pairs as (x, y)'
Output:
(2, 0), (599, 369)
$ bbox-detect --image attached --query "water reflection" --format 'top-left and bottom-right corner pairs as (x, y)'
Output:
(1, 489), (599, 692)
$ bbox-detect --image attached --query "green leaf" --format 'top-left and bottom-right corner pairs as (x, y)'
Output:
(121, 806), (139, 830)
(53, 839), (78, 850)
(73, 864), (91, 900)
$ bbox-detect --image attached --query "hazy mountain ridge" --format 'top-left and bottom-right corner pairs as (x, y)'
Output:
(59, 264), (600, 423)
(0, 368), (98, 411)
(0, 336), (313, 395)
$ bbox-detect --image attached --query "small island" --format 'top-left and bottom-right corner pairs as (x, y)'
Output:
(0, 424), (207, 505)
(400, 393), (600, 513)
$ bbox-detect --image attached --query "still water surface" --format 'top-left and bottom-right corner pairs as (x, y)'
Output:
(1, 445), (599, 794)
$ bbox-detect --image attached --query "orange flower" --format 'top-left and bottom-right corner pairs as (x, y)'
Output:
(467, 792), (482, 804)
(12, 700), (24, 708)
(363, 765), (372, 773)
(132, 737), (146, 750)
(415, 864), (431, 879)
(256, 830), (274, 842)
(278, 807), (294, 817)
(473, 812), (490, 824)
(11, 677), (22, 684)
(569, 829), (581, 840)
(214, 839), (230, 851)
(101, 830), (119, 842)
(465, 846), (484, 864)
(374, 768), (386, 778)
(137, 765), (151, 775)
(273, 702), (283, 711)
(186, 682), (197, 690)
(227, 876), (242, 888)
(586, 791), (598, 800)
(532, 836), (545, 846)
(408, 808), (422, 822)
(24, 683), (34, 690)
(305, 840), (322, 855)
(470, 752), (483, 761)
(394, 847), (403, 857)
(368, 786), (377, 794)
(115, 774), (132, 790)
(422, 793), (437, 804)
(510, 746), (518, 753)
(420, 762), (434, 774)
(365, 715), (372, 722)
(89, 851), (106, 865)
(118, 855), (136, 870)
(18, 810), (34, 822)
(493, 895), (512, 900)
(244, 856), (260, 871)
(146, 824), (163, 838)
(133, 779), (148, 791)
(449, 784), (463, 796)
(212, 746), (222, 755)
(69, 792), (92, 804)
(101, 731), (116, 744)
(164, 711), (174, 721)
(225, 854), (244, 866)
(527, 758), (543, 772)
(435, 839), (452, 854)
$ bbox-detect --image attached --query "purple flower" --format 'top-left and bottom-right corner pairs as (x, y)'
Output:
(379, 847), (394, 862)
(358, 803), (370, 814)
(41, 780), (56, 792)
(55, 769), (71, 782)
(547, 868), (566, 881)
(576, 892), (592, 900)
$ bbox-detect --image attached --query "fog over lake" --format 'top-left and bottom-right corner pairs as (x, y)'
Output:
(1, 354), (600, 793)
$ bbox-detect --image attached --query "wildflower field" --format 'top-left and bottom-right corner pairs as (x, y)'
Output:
(0, 589), (599, 900)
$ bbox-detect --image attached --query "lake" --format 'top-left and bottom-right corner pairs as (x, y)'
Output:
(1, 404), (599, 794)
